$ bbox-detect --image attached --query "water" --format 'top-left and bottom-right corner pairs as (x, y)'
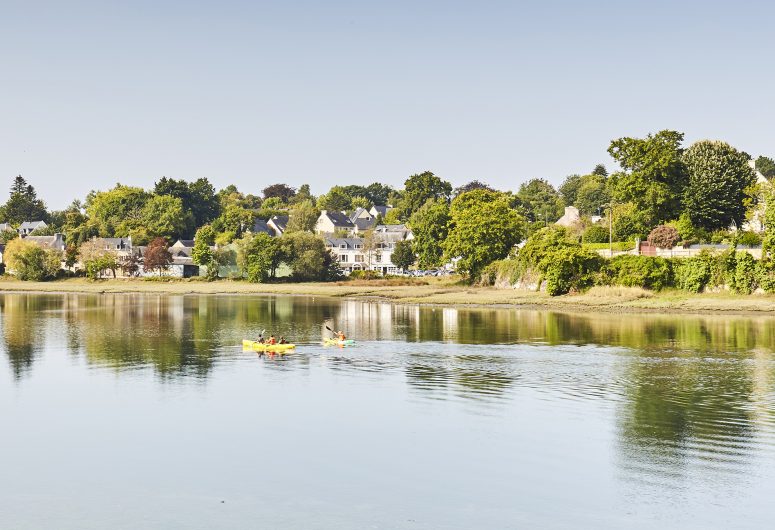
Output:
(1, 293), (774, 529)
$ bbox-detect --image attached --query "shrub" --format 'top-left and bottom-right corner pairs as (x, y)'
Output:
(757, 261), (775, 293)
(738, 231), (762, 248)
(600, 255), (672, 291)
(349, 270), (381, 280)
(3, 239), (61, 281)
(582, 225), (609, 244)
(672, 256), (711, 293)
(480, 259), (521, 286)
(731, 251), (757, 294)
(543, 246), (603, 295)
(647, 225), (680, 249)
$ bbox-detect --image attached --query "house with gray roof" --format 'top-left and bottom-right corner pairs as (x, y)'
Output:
(349, 207), (377, 233)
(316, 210), (356, 235)
(24, 234), (65, 251)
(369, 205), (393, 218)
(19, 220), (47, 236)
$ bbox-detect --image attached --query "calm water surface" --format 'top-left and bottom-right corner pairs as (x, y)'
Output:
(2, 293), (775, 529)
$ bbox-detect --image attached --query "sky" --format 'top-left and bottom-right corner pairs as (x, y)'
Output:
(1, 0), (773, 209)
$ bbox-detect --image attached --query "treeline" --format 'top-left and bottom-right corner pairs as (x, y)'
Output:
(1, 128), (774, 284)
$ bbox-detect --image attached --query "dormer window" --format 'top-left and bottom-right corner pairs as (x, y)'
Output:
(339, 244), (347, 249)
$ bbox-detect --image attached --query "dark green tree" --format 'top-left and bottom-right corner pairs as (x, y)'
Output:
(558, 174), (583, 207)
(2, 175), (48, 225)
(398, 171), (452, 220)
(607, 130), (688, 228)
(516, 178), (563, 224)
(592, 164), (608, 177)
(682, 140), (756, 231)
(391, 240), (415, 271)
(755, 156), (775, 179)
(262, 183), (297, 203)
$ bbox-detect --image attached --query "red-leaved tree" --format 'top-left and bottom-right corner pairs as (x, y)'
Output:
(143, 237), (173, 276)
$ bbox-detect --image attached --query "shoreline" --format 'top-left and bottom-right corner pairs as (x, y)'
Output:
(0, 277), (774, 317)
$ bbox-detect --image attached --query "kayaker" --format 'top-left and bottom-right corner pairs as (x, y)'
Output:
(337, 330), (346, 341)
(257, 335), (265, 344)
(279, 337), (288, 344)
(268, 335), (277, 345)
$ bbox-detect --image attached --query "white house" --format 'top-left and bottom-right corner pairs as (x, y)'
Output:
(315, 210), (356, 235)
(324, 224), (414, 275)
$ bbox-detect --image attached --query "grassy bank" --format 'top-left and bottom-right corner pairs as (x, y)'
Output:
(1, 276), (775, 315)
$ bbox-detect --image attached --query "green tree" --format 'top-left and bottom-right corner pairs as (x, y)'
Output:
(607, 130), (688, 228)
(761, 188), (775, 261)
(592, 164), (608, 177)
(192, 227), (214, 272)
(755, 156), (775, 179)
(86, 184), (150, 237)
(364, 183), (395, 206)
(575, 174), (609, 216)
(2, 175), (48, 225)
(4, 238), (60, 281)
(239, 232), (283, 282)
(682, 140), (756, 231)
(391, 240), (415, 271)
(350, 196), (372, 211)
(408, 199), (450, 268)
(558, 174), (583, 207)
(290, 184), (315, 205)
(397, 171), (452, 220)
(516, 178), (563, 224)
(285, 200), (320, 233)
(155, 177), (220, 234)
(454, 180), (494, 196)
(139, 195), (189, 243)
(281, 232), (340, 281)
(317, 186), (352, 212)
(444, 189), (526, 280)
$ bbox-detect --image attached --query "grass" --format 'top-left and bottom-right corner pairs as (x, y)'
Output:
(1, 276), (775, 315)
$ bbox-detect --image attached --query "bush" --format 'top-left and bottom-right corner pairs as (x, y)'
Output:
(582, 224), (609, 244)
(672, 256), (711, 293)
(731, 251), (757, 294)
(600, 255), (672, 291)
(3, 239), (61, 281)
(349, 270), (381, 280)
(647, 225), (680, 249)
(738, 231), (762, 248)
(757, 261), (775, 293)
(543, 246), (603, 295)
(480, 259), (521, 286)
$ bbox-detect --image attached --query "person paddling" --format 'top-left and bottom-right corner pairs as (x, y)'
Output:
(268, 335), (277, 345)
(279, 336), (288, 344)
(337, 330), (346, 341)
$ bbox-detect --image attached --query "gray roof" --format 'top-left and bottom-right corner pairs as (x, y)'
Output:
(173, 239), (195, 248)
(269, 215), (289, 230)
(103, 237), (132, 249)
(253, 219), (273, 235)
(24, 235), (64, 249)
(353, 217), (376, 231)
(325, 237), (364, 249)
(19, 220), (46, 230)
(324, 211), (355, 228)
(370, 205), (391, 217)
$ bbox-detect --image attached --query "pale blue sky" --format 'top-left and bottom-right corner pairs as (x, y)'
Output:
(1, 0), (772, 208)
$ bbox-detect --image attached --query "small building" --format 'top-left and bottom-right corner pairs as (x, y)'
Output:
(19, 220), (47, 236)
(171, 239), (195, 249)
(252, 219), (275, 237)
(555, 206), (581, 228)
(316, 210), (356, 235)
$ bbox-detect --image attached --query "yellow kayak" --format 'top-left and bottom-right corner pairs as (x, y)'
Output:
(242, 340), (296, 352)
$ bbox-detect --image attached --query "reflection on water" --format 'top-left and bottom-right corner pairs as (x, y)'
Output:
(2, 293), (775, 528)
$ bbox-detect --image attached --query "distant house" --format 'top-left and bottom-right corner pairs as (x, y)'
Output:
(0, 223), (12, 233)
(324, 237), (367, 273)
(315, 210), (356, 235)
(369, 205), (393, 218)
(267, 215), (289, 237)
(135, 245), (199, 278)
(349, 207), (377, 233)
(324, 225), (414, 275)
(555, 206), (581, 228)
(102, 237), (133, 255)
(19, 220), (47, 236)
(24, 234), (66, 251)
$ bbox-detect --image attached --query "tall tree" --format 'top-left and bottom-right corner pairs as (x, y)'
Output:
(86, 184), (150, 237)
(558, 174), (583, 207)
(592, 164), (608, 177)
(454, 180), (494, 196)
(398, 171), (452, 220)
(517, 178), (563, 223)
(408, 199), (450, 269)
(682, 140), (756, 231)
(317, 186), (352, 212)
(2, 175), (48, 225)
(575, 175), (609, 216)
(391, 240), (415, 271)
(285, 200), (320, 233)
(444, 189), (526, 280)
(607, 130), (688, 227)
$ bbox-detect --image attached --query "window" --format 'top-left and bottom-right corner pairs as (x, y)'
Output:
(375, 254), (382, 263)
(354, 244), (362, 249)
(339, 255), (348, 262)
(355, 255), (364, 263)
(340, 244), (347, 249)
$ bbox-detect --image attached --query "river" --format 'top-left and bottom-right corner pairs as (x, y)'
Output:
(1, 293), (774, 529)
